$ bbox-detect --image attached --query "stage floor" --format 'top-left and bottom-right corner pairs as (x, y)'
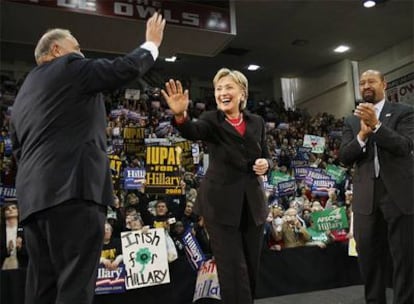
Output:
(255, 285), (393, 304)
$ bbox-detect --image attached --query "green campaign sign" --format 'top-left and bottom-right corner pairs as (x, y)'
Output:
(310, 207), (349, 232)
(270, 171), (292, 186)
(325, 164), (346, 184)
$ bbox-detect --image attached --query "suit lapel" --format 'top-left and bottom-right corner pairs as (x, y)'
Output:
(243, 112), (259, 140)
(379, 101), (393, 126)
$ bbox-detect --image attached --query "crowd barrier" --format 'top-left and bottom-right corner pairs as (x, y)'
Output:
(1, 243), (362, 304)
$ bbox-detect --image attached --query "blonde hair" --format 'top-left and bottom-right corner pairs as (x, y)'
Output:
(213, 68), (248, 110)
(34, 28), (72, 65)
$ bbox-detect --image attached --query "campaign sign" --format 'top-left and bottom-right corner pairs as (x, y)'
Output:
(303, 134), (325, 154)
(294, 166), (310, 180)
(95, 263), (126, 295)
(145, 146), (182, 195)
(120, 228), (170, 290)
(124, 168), (145, 190)
(123, 127), (145, 154)
(297, 146), (312, 160)
(0, 186), (16, 199)
(277, 180), (296, 197)
(311, 178), (336, 196)
(311, 207), (349, 232)
(182, 229), (206, 270)
(269, 171), (292, 186)
(193, 259), (221, 302)
(326, 164), (346, 184)
(304, 169), (331, 186)
(174, 139), (194, 172)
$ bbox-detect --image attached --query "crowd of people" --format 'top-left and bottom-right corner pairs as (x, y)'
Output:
(0, 74), (353, 267)
(0, 8), (411, 303)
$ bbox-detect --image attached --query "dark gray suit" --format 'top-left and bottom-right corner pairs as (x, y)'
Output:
(11, 47), (155, 304)
(339, 101), (414, 304)
(174, 110), (271, 304)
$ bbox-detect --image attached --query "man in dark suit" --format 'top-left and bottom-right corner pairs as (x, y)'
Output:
(161, 70), (272, 304)
(10, 13), (165, 304)
(339, 69), (414, 304)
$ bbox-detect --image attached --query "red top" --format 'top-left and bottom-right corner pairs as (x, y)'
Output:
(175, 113), (247, 136)
(226, 116), (246, 136)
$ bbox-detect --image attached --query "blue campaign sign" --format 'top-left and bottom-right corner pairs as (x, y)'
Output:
(123, 168), (145, 190)
(95, 263), (126, 295)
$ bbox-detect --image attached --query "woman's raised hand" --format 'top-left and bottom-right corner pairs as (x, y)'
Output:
(161, 79), (189, 116)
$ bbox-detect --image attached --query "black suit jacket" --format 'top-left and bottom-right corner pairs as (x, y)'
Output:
(174, 110), (271, 227)
(339, 101), (414, 215)
(11, 48), (155, 222)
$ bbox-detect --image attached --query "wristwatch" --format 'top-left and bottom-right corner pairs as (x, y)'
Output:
(371, 121), (382, 132)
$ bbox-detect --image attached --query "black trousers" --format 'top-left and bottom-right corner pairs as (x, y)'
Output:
(354, 178), (414, 304)
(205, 202), (264, 304)
(23, 199), (106, 304)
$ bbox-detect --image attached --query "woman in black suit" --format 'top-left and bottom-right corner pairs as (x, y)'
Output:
(161, 68), (272, 304)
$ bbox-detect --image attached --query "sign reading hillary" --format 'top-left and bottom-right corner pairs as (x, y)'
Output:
(293, 166), (310, 180)
(145, 146), (182, 195)
(182, 229), (206, 270)
(193, 259), (221, 302)
(303, 134), (325, 154)
(304, 168), (331, 186)
(120, 228), (170, 289)
(95, 263), (126, 295)
(123, 127), (145, 154)
(311, 178), (336, 196)
(311, 207), (349, 232)
(0, 186), (16, 199)
(277, 180), (297, 197)
(124, 168), (146, 190)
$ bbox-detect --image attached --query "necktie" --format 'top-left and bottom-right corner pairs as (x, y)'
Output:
(374, 108), (380, 177)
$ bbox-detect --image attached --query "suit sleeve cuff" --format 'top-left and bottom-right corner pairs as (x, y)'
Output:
(140, 41), (159, 61)
(357, 134), (367, 148)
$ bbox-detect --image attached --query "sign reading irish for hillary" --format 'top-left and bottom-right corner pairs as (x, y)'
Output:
(120, 228), (170, 290)
(145, 146), (182, 195)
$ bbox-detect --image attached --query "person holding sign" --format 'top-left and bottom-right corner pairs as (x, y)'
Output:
(10, 13), (166, 304)
(161, 68), (272, 304)
(339, 69), (414, 304)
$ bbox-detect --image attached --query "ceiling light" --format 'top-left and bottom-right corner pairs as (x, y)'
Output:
(247, 64), (260, 71)
(363, 0), (376, 8)
(334, 45), (350, 53)
(165, 56), (177, 62)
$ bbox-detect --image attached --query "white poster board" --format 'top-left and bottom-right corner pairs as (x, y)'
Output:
(120, 228), (170, 289)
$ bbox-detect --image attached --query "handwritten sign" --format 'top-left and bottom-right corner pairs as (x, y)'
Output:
(120, 228), (170, 289)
